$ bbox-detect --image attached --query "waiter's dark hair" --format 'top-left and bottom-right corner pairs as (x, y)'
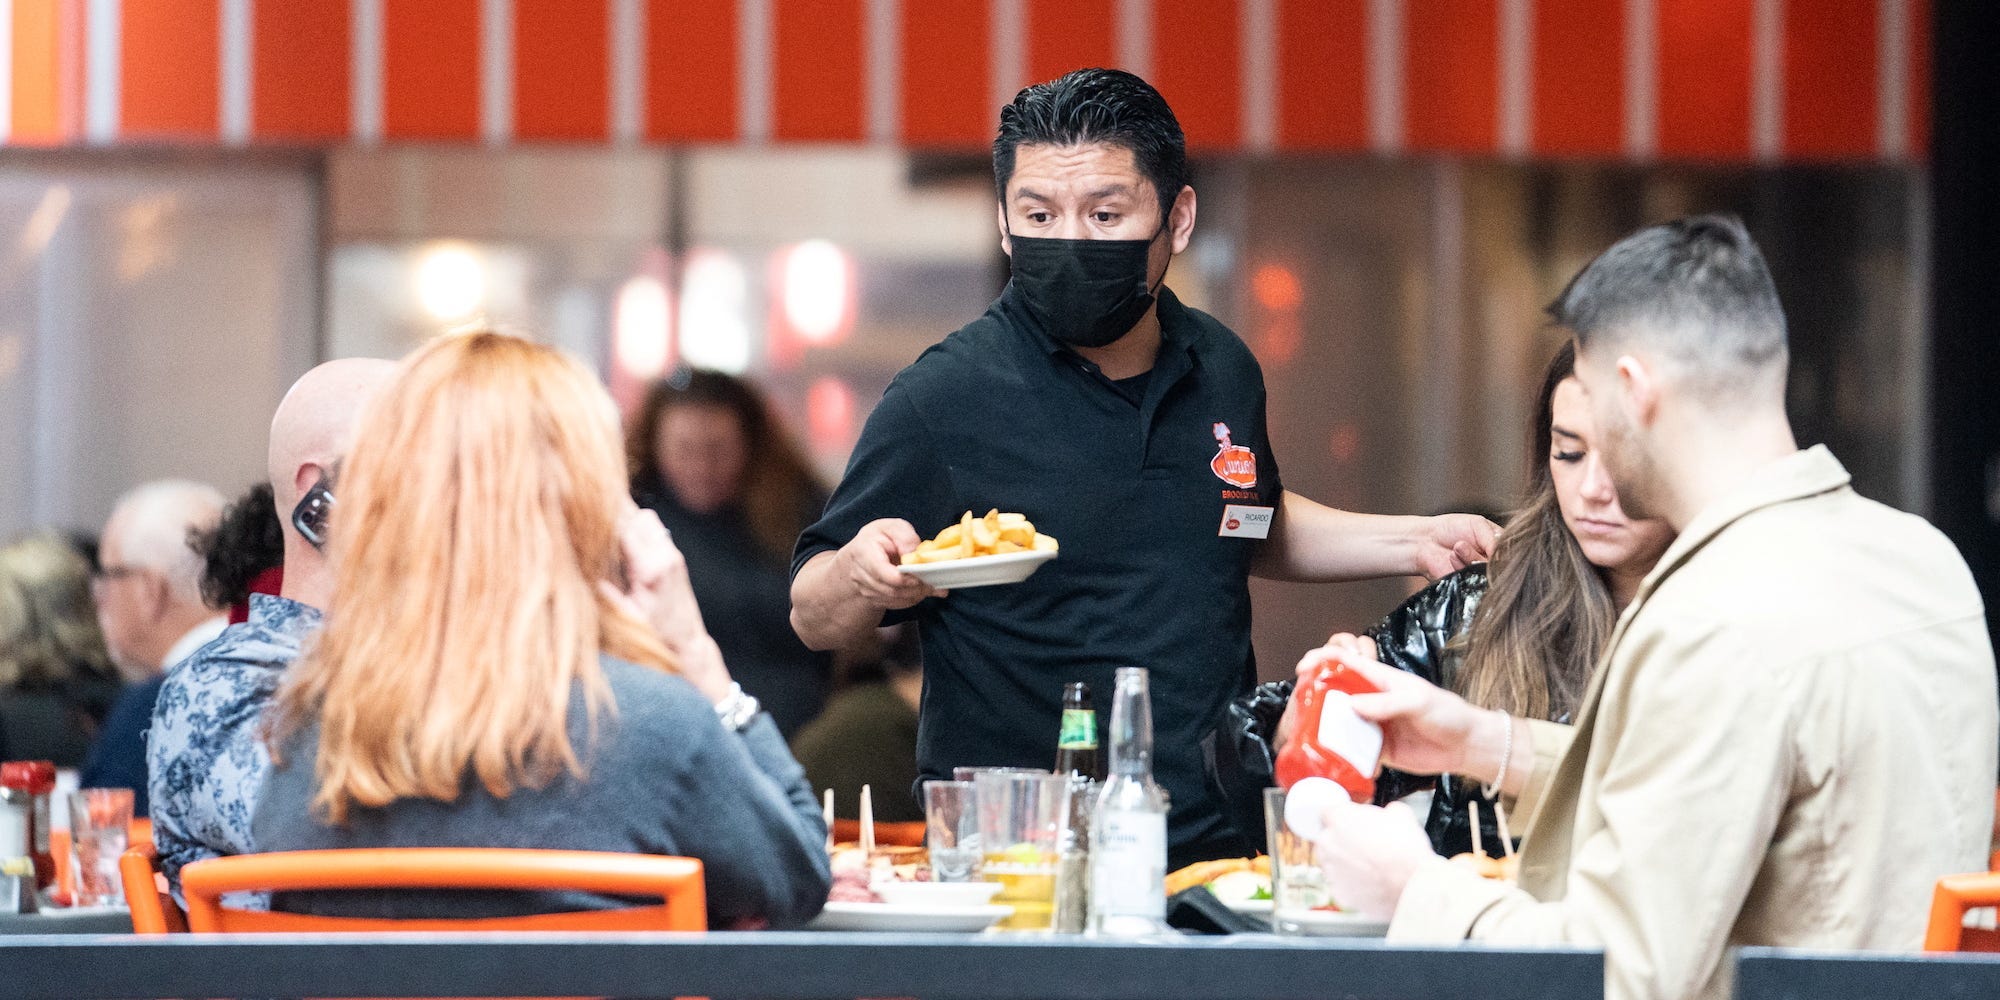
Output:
(993, 68), (1189, 217)
(1549, 214), (1788, 399)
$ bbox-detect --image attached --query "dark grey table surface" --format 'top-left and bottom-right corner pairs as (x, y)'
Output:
(0, 906), (131, 936)
(0, 930), (1605, 1000)
(1735, 946), (2000, 1000)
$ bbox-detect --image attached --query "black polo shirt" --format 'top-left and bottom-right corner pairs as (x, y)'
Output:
(793, 282), (1283, 867)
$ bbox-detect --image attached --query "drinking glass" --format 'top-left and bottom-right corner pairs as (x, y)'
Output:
(974, 770), (1069, 932)
(923, 780), (980, 882)
(1264, 786), (1331, 934)
(68, 788), (132, 908)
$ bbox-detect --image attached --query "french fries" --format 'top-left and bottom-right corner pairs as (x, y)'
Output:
(902, 509), (1059, 565)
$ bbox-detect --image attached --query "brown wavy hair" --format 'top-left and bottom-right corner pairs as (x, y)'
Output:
(267, 330), (681, 825)
(1450, 341), (1616, 722)
(624, 369), (823, 564)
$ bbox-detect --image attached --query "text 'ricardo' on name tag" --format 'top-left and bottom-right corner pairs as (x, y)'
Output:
(1218, 504), (1274, 539)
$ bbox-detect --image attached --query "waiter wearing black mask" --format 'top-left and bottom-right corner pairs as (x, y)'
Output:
(791, 68), (1496, 867)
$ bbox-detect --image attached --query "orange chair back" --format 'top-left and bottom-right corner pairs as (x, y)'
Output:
(180, 848), (706, 934)
(118, 841), (188, 934)
(830, 819), (926, 848)
(1926, 872), (2000, 952)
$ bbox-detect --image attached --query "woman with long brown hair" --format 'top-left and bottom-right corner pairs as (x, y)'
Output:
(256, 331), (830, 926)
(626, 370), (832, 736)
(1210, 341), (1674, 857)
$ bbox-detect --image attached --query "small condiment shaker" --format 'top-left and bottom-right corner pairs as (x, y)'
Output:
(0, 761), (57, 890)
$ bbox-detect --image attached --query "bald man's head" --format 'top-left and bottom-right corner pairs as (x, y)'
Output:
(268, 358), (397, 512)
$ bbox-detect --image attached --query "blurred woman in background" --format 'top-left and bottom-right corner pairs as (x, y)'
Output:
(257, 331), (830, 927)
(1210, 341), (1675, 857)
(0, 532), (120, 765)
(626, 369), (831, 736)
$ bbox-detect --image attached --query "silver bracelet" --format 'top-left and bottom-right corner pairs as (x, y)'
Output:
(713, 682), (761, 732)
(1481, 711), (1514, 799)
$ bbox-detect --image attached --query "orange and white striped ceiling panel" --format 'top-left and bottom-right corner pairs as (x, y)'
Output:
(2, 0), (1929, 162)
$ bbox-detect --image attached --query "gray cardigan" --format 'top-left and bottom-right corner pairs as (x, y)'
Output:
(253, 657), (831, 928)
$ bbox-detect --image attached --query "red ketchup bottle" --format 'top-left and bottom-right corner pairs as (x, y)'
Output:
(0, 761), (56, 890)
(1274, 662), (1382, 803)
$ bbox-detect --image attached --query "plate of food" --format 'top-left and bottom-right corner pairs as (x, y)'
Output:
(870, 880), (1004, 908)
(1274, 906), (1390, 937)
(1168, 857), (1275, 914)
(807, 900), (1016, 933)
(898, 510), (1058, 589)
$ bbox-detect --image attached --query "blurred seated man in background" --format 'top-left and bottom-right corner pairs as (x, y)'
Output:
(793, 624), (924, 822)
(149, 358), (394, 901)
(1, 532), (120, 766)
(255, 331), (830, 928)
(1306, 215), (1998, 1000)
(82, 480), (227, 814)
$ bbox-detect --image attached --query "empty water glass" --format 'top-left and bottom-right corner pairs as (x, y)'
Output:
(923, 780), (979, 882)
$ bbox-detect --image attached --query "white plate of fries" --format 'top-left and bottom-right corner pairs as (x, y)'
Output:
(898, 509), (1059, 589)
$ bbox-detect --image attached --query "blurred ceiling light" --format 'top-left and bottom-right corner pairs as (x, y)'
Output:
(806, 375), (857, 452)
(415, 243), (487, 321)
(614, 275), (673, 379)
(679, 249), (752, 375)
(780, 239), (855, 346)
(1251, 263), (1303, 312)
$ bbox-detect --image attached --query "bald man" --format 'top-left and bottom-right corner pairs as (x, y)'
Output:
(82, 480), (229, 814)
(149, 358), (395, 901)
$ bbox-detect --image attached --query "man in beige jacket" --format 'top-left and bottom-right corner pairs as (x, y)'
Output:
(1302, 215), (1997, 1000)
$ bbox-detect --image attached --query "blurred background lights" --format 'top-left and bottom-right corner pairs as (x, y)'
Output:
(806, 375), (857, 453)
(1251, 262), (1303, 312)
(780, 239), (855, 346)
(415, 243), (487, 321)
(678, 249), (752, 375)
(613, 275), (673, 379)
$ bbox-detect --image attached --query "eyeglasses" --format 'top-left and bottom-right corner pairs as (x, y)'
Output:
(90, 564), (147, 586)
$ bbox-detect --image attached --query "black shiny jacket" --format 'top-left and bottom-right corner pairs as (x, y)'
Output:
(1203, 565), (1510, 858)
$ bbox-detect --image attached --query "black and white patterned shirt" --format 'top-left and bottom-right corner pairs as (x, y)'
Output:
(147, 594), (320, 904)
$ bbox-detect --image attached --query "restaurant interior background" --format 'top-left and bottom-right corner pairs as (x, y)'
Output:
(2, 0), (1994, 680)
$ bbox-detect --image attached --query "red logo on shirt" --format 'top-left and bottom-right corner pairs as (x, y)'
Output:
(1226, 517), (1242, 531)
(1210, 422), (1258, 489)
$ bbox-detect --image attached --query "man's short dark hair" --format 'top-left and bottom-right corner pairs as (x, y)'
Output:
(1549, 214), (1788, 387)
(992, 68), (1190, 218)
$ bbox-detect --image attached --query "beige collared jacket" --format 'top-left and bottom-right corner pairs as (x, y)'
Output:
(1388, 446), (1998, 1000)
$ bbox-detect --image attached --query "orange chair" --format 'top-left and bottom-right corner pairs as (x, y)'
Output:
(830, 819), (926, 848)
(1925, 872), (2000, 952)
(118, 841), (188, 934)
(180, 848), (706, 933)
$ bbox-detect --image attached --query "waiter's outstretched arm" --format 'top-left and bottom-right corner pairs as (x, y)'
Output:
(1252, 490), (1499, 583)
(791, 518), (942, 652)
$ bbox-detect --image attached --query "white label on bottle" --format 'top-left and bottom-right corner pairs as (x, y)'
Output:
(1089, 810), (1167, 918)
(1317, 690), (1383, 776)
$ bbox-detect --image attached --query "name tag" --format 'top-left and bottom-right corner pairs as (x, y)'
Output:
(1218, 504), (1274, 539)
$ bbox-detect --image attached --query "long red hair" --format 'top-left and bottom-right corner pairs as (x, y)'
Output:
(268, 331), (679, 824)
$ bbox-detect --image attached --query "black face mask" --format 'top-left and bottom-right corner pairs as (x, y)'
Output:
(1006, 218), (1169, 349)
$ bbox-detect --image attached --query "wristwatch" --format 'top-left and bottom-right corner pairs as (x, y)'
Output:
(713, 682), (761, 732)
